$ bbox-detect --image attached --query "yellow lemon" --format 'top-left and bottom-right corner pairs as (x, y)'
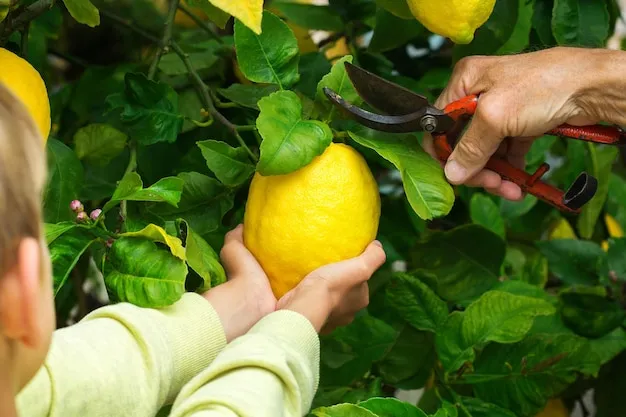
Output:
(407, 0), (496, 44)
(602, 213), (624, 251)
(534, 398), (569, 417)
(243, 143), (381, 299)
(0, 48), (50, 140)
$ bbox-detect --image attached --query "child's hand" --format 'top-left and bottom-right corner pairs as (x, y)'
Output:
(276, 241), (386, 334)
(202, 225), (276, 342)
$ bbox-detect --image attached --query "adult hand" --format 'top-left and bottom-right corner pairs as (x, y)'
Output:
(202, 225), (276, 342)
(423, 46), (626, 200)
(276, 241), (386, 334)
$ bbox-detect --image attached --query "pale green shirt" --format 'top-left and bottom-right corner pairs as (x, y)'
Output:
(16, 293), (320, 417)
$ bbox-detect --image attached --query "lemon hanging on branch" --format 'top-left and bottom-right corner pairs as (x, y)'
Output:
(0, 48), (50, 141)
(243, 143), (381, 299)
(407, 0), (496, 44)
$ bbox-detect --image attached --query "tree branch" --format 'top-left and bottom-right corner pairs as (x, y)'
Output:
(148, 0), (179, 80)
(177, 2), (223, 44)
(0, 0), (55, 44)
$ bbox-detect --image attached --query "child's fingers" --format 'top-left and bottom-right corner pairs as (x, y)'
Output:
(220, 224), (252, 276)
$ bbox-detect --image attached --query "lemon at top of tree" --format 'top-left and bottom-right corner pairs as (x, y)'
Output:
(243, 143), (381, 299)
(0, 48), (50, 141)
(407, 0), (496, 44)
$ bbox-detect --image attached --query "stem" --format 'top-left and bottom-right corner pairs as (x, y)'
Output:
(235, 125), (257, 132)
(120, 142), (137, 222)
(177, 2), (223, 43)
(148, 0), (179, 80)
(0, 0), (55, 45)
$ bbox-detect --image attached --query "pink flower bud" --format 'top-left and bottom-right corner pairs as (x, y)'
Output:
(70, 200), (84, 213)
(76, 211), (88, 222)
(106, 238), (114, 248)
(90, 209), (102, 221)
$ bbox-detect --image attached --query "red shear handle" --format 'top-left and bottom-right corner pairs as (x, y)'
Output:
(548, 124), (626, 145)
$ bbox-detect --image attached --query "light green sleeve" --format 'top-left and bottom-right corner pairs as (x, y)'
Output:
(169, 310), (320, 417)
(16, 293), (227, 417)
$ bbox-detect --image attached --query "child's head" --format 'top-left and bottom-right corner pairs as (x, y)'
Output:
(0, 82), (55, 391)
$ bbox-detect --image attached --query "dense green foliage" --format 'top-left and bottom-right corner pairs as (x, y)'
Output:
(1, 0), (626, 416)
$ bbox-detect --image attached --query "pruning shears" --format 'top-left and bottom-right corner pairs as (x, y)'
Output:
(323, 62), (626, 214)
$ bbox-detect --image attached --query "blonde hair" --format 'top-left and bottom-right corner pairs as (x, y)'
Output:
(0, 82), (46, 276)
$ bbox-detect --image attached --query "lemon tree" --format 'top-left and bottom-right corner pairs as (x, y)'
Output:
(2, 0), (626, 416)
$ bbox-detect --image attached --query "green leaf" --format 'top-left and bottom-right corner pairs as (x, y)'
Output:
(216, 84), (279, 110)
(369, 8), (424, 53)
(461, 397), (517, 417)
(103, 172), (184, 212)
(577, 144), (618, 238)
(385, 273), (448, 333)
(105, 237), (187, 307)
(105, 72), (183, 146)
(349, 131), (454, 220)
(552, 0), (610, 47)
(296, 53), (333, 100)
(410, 225), (505, 302)
(146, 172), (234, 236)
(44, 139), (84, 223)
(471, 334), (601, 416)
(536, 239), (604, 285)
(121, 224), (186, 261)
(470, 194), (505, 238)
(436, 291), (555, 372)
(234, 10), (300, 88)
(45, 222), (77, 244)
(273, 2), (343, 31)
(312, 404), (378, 417)
(533, 0), (557, 45)
(496, 0), (535, 54)
(256, 90), (332, 175)
(197, 140), (255, 186)
(560, 291), (625, 338)
(316, 55), (361, 123)
(606, 238), (626, 281)
(499, 194), (538, 220)
(74, 124), (128, 167)
(62, 0), (100, 27)
(589, 327), (626, 365)
(0, 2), (8, 24)
(375, 0), (413, 19)
(177, 219), (226, 292)
(158, 51), (219, 76)
(50, 228), (97, 295)
(359, 398), (428, 417)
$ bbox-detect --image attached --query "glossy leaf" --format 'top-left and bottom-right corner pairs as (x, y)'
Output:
(234, 11), (299, 88)
(74, 124), (128, 167)
(121, 224), (186, 260)
(216, 84), (279, 110)
(273, 2), (343, 31)
(50, 228), (97, 294)
(349, 131), (454, 220)
(369, 8), (424, 53)
(312, 404), (378, 417)
(62, 0), (100, 27)
(435, 312), (470, 373)
(461, 397), (517, 417)
(45, 222), (77, 244)
(359, 398), (428, 417)
(211, 0), (262, 34)
(375, 0), (413, 19)
(146, 172), (234, 236)
(500, 194), (538, 220)
(158, 51), (220, 76)
(256, 90), (332, 175)
(577, 144), (618, 238)
(553, 0), (610, 47)
(316, 55), (361, 123)
(105, 237), (187, 307)
(178, 219), (226, 291)
(197, 140), (255, 186)
(410, 225), (505, 302)
(470, 194), (505, 238)
(44, 139), (85, 223)
(103, 172), (184, 212)
(296, 52), (333, 99)
(536, 239), (604, 285)
(560, 291), (625, 338)
(105, 73), (183, 146)
(385, 273), (448, 333)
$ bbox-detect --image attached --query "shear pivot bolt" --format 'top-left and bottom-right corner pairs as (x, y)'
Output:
(420, 116), (437, 133)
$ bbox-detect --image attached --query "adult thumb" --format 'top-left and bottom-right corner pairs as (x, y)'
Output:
(444, 105), (504, 184)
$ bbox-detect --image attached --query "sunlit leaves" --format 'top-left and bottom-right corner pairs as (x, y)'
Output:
(349, 131), (454, 220)
(256, 90), (332, 175)
(177, 220), (226, 292)
(316, 55), (361, 123)
(197, 140), (255, 186)
(105, 73), (183, 145)
(105, 237), (187, 307)
(234, 11), (299, 88)
(121, 224), (186, 260)
(103, 172), (184, 212)
(74, 124), (128, 167)
(62, 0), (100, 27)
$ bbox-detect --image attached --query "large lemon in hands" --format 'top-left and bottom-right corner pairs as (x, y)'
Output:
(0, 48), (50, 140)
(243, 143), (381, 299)
(407, 0), (496, 44)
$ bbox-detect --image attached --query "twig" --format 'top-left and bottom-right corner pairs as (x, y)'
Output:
(0, 0), (55, 44)
(120, 142), (137, 223)
(148, 0), (179, 80)
(177, 2), (223, 44)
